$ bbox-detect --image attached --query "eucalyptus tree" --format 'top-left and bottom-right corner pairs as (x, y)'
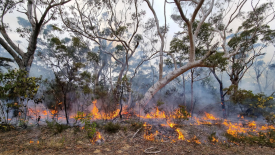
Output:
(59, 0), (144, 88)
(167, 19), (215, 115)
(139, 0), (275, 108)
(214, 2), (275, 89)
(0, 56), (13, 72)
(250, 56), (274, 93)
(38, 36), (89, 124)
(0, 0), (71, 74)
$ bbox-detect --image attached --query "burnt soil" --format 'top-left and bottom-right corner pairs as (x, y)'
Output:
(0, 120), (275, 155)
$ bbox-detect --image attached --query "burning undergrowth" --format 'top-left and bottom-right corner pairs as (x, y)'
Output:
(1, 99), (275, 149)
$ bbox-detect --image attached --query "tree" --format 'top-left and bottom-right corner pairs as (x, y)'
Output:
(38, 36), (88, 124)
(250, 55), (275, 93)
(139, 0), (275, 108)
(0, 69), (41, 123)
(0, 0), (71, 74)
(0, 57), (13, 72)
(224, 2), (275, 89)
(59, 0), (148, 113)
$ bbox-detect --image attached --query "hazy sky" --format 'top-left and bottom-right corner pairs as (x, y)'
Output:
(1, 0), (275, 93)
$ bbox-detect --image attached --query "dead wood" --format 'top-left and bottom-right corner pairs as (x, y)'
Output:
(144, 147), (161, 154)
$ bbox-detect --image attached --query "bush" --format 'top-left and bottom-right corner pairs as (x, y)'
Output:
(208, 132), (218, 144)
(46, 120), (69, 134)
(130, 121), (144, 131)
(73, 111), (97, 139)
(225, 130), (275, 148)
(104, 122), (121, 133)
(0, 123), (15, 132)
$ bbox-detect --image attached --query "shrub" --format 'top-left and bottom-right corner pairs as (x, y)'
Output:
(104, 122), (121, 133)
(74, 111), (97, 139)
(224, 130), (275, 148)
(46, 120), (69, 134)
(0, 123), (15, 132)
(208, 132), (219, 144)
(130, 121), (144, 131)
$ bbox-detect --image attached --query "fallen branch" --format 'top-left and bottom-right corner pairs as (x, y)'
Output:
(144, 147), (161, 154)
(131, 127), (142, 140)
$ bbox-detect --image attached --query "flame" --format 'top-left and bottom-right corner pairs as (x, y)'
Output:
(222, 119), (255, 137)
(143, 122), (156, 141)
(137, 107), (166, 119)
(29, 140), (34, 144)
(90, 132), (104, 143)
(203, 112), (218, 120)
(248, 121), (256, 129)
(42, 110), (47, 115)
(176, 128), (185, 140)
(211, 137), (219, 143)
(97, 132), (102, 139)
(37, 141), (39, 144)
(260, 125), (275, 130)
(187, 136), (200, 144)
(167, 120), (176, 128)
(50, 110), (57, 115)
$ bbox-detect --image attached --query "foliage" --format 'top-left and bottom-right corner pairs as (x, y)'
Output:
(103, 122), (121, 133)
(156, 99), (164, 107)
(46, 120), (69, 135)
(0, 69), (41, 100)
(265, 112), (275, 125)
(0, 57), (13, 72)
(225, 130), (275, 148)
(0, 123), (15, 132)
(208, 132), (218, 144)
(176, 105), (190, 120)
(130, 121), (144, 131)
(74, 111), (97, 139)
(225, 86), (275, 119)
(204, 52), (228, 71)
(0, 69), (41, 123)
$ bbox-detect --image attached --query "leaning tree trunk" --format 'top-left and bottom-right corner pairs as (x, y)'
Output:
(140, 61), (204, 107)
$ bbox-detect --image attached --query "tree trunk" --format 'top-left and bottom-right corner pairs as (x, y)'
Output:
(257, 76), (262, 92)
(140, 61), (204, 106)
(182, 74), (186, 107)
(211, 68), (226, 118)
(191, 74), (194, 116)
(63, 92), (69, 125)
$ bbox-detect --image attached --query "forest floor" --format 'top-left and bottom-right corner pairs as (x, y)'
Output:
(0, 119), (275, 155)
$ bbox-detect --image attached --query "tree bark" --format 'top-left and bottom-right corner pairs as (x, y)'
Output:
(140, 61), (205, 106)
(63, 92), (69, 125)
(190, 69), (194, 116)
(182, 74), (186, 107)
(210, 68), (226, 118)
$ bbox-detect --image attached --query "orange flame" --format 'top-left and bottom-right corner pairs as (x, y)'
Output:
(176, 128), (185, 140)
(90, 132), (104, 143)
(42, 110), (47, 115)
(203, 112), (218, 120)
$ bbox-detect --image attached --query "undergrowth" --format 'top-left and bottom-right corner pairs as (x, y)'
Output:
(74, 111), (97, 139)
(225, 130), (275, 148)
(103, 122), (121, 133)
(46, 120), (69, 134)
(0, 123), (15, 132)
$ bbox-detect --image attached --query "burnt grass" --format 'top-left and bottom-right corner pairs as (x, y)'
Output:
(0, 120), (275, 155)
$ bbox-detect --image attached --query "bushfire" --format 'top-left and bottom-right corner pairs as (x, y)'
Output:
(21, 100), (274, 144)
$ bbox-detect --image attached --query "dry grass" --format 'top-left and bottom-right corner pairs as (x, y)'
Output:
(0, 122), (275, 155)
